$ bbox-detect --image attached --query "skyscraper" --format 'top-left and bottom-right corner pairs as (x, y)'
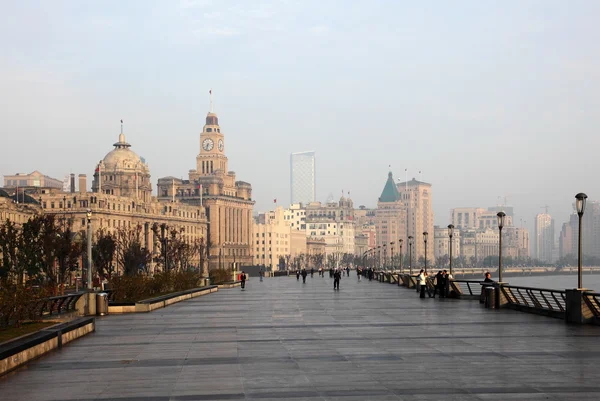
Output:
(290, 151), (316, 205)
(534, 213), (554, 262)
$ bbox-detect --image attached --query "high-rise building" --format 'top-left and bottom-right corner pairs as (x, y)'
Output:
(397, 177), (434, 262)
(290, 151), (316, 205)
(534, 213), (554, 262)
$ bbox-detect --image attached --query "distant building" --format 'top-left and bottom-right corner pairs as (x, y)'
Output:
(534, 213), (554, 262)
(434, 225), (461, 262)
(0, 189), (41, 226)
(397, 177), (434, 261)
(290, 151), (316, 205)
(375, 172), (407, 256)
(451, 207), (513, 231)
(3, 171), (62, 190)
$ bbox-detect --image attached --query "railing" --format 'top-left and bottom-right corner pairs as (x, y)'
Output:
(500, 285), (566, 318)
(452, 280), (487, 297)
(583, 293), (600, 319)
(33, 292), (85, 317)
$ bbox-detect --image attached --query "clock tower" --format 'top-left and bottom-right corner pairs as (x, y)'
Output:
(158, 93), (254, 273)
(197, 112), (227, 176)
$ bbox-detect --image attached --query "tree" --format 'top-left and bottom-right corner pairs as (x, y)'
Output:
(54, 218), (83, 294)
(0, 219), (19, 282)
(93, 229), (117, 280)
(115, 227), (152, 276)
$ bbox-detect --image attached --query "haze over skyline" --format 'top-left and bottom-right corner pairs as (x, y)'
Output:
(1, 1), (599, 236)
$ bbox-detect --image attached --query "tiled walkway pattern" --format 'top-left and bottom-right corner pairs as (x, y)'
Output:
(1, 274), (600, 400)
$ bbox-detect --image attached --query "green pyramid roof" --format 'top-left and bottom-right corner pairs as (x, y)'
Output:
(379, 172), (400, 202)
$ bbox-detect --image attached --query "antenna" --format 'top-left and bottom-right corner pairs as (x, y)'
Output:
(541, 205), (549, 214)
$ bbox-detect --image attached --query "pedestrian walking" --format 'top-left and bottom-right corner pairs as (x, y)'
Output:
(296, 269), (300, 280)
(333, 269), (341, 290)
(417, 269), (426, 298)
(346, 267), (350, 277)
(240, 271), (247, 290)
(260, 266), (264, 282)
(357, 267), (362, 281)
(301, 268), (308, 283)
(442, 270), (450, 298)
(310, 268), (314, 277)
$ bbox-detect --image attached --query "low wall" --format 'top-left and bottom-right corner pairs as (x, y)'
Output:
(0, 317), (95, 376)
(108, 285), (218, 314)
(217, 281), (242, 289)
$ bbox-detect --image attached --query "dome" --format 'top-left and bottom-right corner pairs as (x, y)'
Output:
(101, 133), (147, 173)
(205, 112), (219, 126)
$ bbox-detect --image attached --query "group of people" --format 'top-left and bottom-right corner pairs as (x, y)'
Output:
(415, 269), (453, 299)
(357, 267), (375, 281)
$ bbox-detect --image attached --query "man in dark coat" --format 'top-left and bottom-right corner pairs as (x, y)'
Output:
(434, 270), (444, 298)
(240, 271), (247, 290)
(301, 268), (308, 283)
(333, 269), (341, 290)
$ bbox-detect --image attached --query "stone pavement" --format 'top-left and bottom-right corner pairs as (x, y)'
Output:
(1, 274), (600, 400)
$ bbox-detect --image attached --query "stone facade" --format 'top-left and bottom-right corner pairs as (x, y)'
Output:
(0, 192), (41, 225)
(157, 107), (254, 271)
(34, 129), (208, 276)
(3, 170), (63, 190)
(397, 178), (434, 261)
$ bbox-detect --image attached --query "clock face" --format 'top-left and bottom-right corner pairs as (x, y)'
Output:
(202, 138), (214, 151)
(218, 139), (224, 152)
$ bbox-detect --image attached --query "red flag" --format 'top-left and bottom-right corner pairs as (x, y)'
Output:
(209, 89), (212, 95)
(273, 198), (277, 203)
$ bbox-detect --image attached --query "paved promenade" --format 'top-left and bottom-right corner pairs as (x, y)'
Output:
(2, 274), (600, 400)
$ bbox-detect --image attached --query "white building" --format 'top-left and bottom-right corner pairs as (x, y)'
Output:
(290, 151), (316, 205)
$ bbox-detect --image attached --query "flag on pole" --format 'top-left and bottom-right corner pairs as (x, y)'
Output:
(121, 119), (123, 123)
(273, 198), (277, 203)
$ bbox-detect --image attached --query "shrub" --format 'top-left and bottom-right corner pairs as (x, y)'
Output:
(209, 268), (231, 285)
(109, 271), (202, 303)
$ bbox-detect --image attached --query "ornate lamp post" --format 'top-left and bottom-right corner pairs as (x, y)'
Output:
(86, 209), (93, 290)
(408, 236), (414, 275)
(398, 239), (403, 273)
(497, 212), (506, 282)
(383, 243), (387, 270)
(448, 224), (454, 275)
(575, 193), (588, 289)
(423, 231), (429, 275)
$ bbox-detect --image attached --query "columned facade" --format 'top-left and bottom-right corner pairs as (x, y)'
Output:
(157, 105), (254, 271)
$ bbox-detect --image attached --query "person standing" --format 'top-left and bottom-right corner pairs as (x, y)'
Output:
(417, 269), (426, 298)
(434, 270), (444, 298)
(240, 271), (247, 290)
(346, 266), (350, 277)
(296, 269), (300, 280)
(310, 267), (314, 277)
(301, 268), (308, 283)
(333, 268), (341, 290)
(259, 266), (264, 282)
(357, 267), (362, 281)
(442, 270), (450, 298)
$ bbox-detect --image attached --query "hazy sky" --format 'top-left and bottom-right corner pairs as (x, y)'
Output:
(1, 1), (599, 236)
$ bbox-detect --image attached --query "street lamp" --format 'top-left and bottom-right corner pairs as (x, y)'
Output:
(447, 224), (454, 275)
(398, 239), (403, 273)
(408, 236), (414, 275)
(160, 223), (168, 271)
(383, 243), (387, 270)
(86, 209), (92, 290)
(576, 193), (588, 289)
(497, 212), (506, 282)
(377, 246), (381, 269)
(390, 241), (394, 272)
(423, 231), (429, 275)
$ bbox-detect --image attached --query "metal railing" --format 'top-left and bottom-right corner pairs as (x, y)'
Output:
(583, 292), (600, 319)
(34, 292), (85, 317)
(500, 285), (566, 317)
(452, 280), (487, 296)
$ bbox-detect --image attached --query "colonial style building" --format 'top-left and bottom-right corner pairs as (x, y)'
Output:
(0, 189), (41, 225)
(375, 172), (407, 256)
(34, 129), (208, 275)
(157, 106), (254, 271)
(397, 177), (434, 262)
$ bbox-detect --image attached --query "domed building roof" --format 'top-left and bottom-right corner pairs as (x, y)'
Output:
(101, 133), (148, 174)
